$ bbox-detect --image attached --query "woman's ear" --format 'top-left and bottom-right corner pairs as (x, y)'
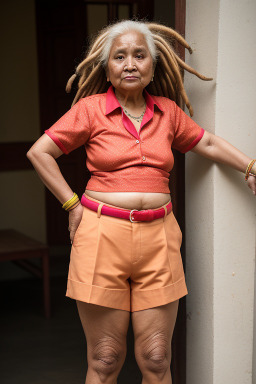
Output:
(151, 62), (156, 81)
(105, 68), (110, 82)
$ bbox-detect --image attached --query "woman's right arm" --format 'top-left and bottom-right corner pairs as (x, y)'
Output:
(26, 134), (84, 243)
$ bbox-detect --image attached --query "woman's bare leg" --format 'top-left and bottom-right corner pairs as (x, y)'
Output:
(76, 301), (130, 384)
(131, 300), (179, 384)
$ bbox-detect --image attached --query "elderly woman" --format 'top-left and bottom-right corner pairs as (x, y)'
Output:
(27, 20), (256, 384)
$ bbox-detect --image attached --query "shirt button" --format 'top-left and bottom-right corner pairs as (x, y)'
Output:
(142, 156), (146, 161)
(136, 140), (140, 143)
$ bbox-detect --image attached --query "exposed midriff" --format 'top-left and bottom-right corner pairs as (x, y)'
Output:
(84, 189), (172, 210)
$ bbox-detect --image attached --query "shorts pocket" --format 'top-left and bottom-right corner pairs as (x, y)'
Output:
(163, 212), (184, 283)
(172, 213), (183, 246)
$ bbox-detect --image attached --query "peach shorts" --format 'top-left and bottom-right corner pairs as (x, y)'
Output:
(66, 196), (188, 312)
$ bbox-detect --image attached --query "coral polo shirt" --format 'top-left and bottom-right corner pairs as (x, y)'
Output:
(44, 85), (204, 193)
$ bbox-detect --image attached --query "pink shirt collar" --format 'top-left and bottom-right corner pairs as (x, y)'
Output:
(105, 85), (163, 115)
(105, 85), (163, 140)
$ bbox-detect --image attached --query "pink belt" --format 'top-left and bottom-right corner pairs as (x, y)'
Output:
(80, 194), (172, 223)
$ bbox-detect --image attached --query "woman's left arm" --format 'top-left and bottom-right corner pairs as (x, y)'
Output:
(191, 131), (256, 195)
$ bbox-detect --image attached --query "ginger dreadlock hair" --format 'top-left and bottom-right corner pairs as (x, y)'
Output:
(66, 20), (213, 117)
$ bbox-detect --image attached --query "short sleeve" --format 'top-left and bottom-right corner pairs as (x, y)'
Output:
(172, 103), (205, 153)
(44, 99), (90, 155)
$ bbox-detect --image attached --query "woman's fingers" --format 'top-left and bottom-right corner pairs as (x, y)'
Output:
(70, 226), (79, 243)
(247, 175), (256, 195)
(68, 204), (84, 244)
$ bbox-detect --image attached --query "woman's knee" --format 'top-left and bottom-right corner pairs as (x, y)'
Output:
(89, 335), (127, 382)
(134, 332), (171, 379)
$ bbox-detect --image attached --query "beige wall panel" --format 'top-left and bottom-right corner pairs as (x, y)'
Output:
(185, 0), (256, 383)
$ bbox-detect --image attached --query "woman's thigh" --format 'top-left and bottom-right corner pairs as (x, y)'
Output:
(131, 300), (179, 377)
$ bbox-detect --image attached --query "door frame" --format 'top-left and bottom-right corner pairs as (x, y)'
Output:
(171, 2), (187, 384)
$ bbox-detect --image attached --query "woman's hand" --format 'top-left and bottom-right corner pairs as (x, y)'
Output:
(247, 175), (256, 195)
(68, 203), (84, 244)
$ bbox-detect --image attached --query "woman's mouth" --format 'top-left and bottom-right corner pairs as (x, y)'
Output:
(124, 76), (138, 80)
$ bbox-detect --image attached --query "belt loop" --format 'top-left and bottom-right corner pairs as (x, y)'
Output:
(163, 205), (168, 219)
(97, 203), (104, 218)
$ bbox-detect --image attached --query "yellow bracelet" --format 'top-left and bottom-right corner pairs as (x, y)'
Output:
(245, 159), (256, 181)
(62, 193), (79, 210)
(62, 193), (77, 209)
(64, 197), (80, 211)
(64, 196), (79, 210)
(68, 201), (81, 211)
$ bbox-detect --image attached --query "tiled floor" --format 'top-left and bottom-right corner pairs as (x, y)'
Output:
(0, 257), (142, 384)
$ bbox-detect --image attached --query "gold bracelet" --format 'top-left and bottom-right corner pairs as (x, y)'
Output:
(245, 159), (256, 181)
(62, 193), (79, 210)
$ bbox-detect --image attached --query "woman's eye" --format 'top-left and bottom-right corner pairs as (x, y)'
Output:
(116, 55), (124, 60)
(136, 54), (143, 59)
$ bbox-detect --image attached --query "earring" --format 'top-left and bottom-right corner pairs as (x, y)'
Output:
(151, 74), (154, 82)
(107, 77), (110, 82)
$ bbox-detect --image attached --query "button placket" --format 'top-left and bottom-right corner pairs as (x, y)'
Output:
(134, 135), (146, 163)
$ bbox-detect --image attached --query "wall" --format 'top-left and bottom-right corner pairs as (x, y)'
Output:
(184, 0), (256, 383)
(0, 0), (46, 280)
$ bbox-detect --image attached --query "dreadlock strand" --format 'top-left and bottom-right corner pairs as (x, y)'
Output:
(66, 40), (105, 99)
(70, 64), (103, 106)
(71, 88), (84, 107)
(148, 23), (193, 54)
(167, 48), (195, 115)
(153, 33), (210, 114)
(90, 70), (107, 95)
(77, 65), (91, 88)
(154, 40), (183, 90)
(159, 63), (176, 100)
(66, 74), (77, 93)
(83, 64), (103, 95)
(157, 52), (181, 102)
(154, 69), (166, 97)
(157, 52), (176, 90)
(159, 67), (172, 99)
(87, 30), (108, 55)
(156, 61), (175, 99)
(98, 74), (108, 94)
(154, 39), (193, 114)
(75, 48), (103, 75)
(155, 66), (168, 97)
(174, 54), (213, 81)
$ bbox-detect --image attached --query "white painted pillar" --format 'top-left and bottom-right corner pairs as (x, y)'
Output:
(184, 1), (256, 383)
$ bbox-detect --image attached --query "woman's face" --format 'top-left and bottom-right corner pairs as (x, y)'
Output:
(106, 30), (154, 95)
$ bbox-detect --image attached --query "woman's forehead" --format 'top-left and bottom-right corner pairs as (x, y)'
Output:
(110, 31), (148, 51)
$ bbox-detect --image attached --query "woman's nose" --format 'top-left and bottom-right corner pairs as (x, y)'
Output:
(125, 57), (136, 71)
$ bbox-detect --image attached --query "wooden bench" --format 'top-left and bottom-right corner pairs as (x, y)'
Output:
(0, 229), (51, 318)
